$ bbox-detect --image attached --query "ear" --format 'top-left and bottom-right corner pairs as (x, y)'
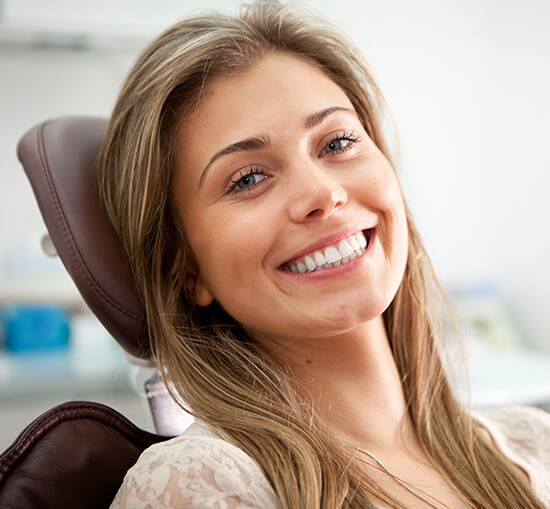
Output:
(192, 272), (214, 307)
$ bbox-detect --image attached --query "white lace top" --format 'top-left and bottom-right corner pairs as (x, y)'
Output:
(110, 406), (550, 508)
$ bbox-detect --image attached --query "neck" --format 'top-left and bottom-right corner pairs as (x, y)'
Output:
(263, 316), (415, 451)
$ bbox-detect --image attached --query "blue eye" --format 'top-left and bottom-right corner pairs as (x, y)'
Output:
(325, 139), (349, 153)
(320, 132), (359, 156)
(228, 168), (267, 194)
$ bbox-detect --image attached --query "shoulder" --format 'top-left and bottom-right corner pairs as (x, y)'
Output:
(472, 405), (550, 504)
(472, 405), (550, 450)
(110, 421), (280, 509)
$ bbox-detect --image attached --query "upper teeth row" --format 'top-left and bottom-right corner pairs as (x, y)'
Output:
(285, 231), (368, 273)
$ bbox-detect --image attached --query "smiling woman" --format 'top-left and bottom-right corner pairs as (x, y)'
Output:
(172, 53), (408, 341)
(98, 1), (549, 508)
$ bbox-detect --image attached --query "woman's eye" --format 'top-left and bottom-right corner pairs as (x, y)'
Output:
(320, 132), (359, 156)
(325, 139), (349, 153)
(228, 170), (267, 194)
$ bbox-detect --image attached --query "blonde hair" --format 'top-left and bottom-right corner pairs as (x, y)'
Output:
(97, 2), (543, 507)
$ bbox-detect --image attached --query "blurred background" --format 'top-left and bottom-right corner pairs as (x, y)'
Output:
(1, 0), (549, 450)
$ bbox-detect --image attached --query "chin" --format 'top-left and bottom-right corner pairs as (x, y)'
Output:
(313, 298), (389, 335)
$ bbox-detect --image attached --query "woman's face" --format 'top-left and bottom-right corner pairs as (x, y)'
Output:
(172, 53), (408, 342)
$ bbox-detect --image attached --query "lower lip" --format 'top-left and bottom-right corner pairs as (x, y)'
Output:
(277, 229), (376, 281)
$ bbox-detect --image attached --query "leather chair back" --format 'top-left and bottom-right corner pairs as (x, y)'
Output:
(16, 117), (150, 360)
(0, 401), (168, 509)
(0, 118), (170, 507)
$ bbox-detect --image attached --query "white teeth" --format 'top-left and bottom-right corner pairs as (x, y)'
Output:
(337, 239), (354, 258)
(284, 230), (371, 273)
(313, 251), (327, 267)
(349, 237), (360, 251)
(356, 231), (367, 249)
(304, 255), (316, 272)
(324, 246), (341, 264)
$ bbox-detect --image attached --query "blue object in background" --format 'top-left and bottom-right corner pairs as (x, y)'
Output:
(3, 305), (70, 353)
(0, 308), (5, 350)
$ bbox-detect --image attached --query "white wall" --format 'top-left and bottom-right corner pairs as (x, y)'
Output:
(312, 0), (550, 350)
(1, 0), (549, 348)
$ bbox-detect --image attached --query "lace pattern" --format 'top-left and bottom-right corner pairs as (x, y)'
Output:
(111, 406), (550, 508)
(473, 406), (550, 506)
(110, 422), (280, 508)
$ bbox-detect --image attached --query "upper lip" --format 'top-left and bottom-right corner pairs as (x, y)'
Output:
(278, 226), (374, 267)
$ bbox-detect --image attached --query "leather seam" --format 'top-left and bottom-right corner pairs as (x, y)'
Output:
(35, 121), (143, 324)
(0, 401), (168, 483)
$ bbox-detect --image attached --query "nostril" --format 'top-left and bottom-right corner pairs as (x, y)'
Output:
(305, 208), (325, 219)
(304, 190), (346, 219)
(289, 181), (346, 222)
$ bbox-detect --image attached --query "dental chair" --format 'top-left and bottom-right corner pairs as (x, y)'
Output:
(0, 117), (189, 508)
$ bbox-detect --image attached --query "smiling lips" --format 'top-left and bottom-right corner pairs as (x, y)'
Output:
(282, 230), (370, 273)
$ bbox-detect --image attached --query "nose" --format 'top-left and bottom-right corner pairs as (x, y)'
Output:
(287, 163), (348, 222)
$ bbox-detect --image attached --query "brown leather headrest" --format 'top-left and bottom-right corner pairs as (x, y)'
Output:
(17, 117), (150, 360)
(0, 401), (168, 508)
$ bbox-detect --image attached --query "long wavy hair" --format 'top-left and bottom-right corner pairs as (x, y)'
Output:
(97, 2), (543, 507)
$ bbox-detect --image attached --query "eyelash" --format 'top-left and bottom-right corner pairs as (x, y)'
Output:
(320, 130), (361, 156)
(226, 167), (267, 195)
(226, 131), (362, 195)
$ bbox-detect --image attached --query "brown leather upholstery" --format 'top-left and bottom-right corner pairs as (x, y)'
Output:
(16, 117), (150, 360)
(0, 401), (169, 509)
(0, 118), (168, 506)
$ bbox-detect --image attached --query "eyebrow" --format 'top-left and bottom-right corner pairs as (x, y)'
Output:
(198, 136), (269, 190)
(304, 106), (358, 129)
(197, 105), (358, 189)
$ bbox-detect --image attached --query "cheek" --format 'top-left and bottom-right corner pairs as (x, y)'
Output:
(361, 168), (408, 269)
(367, 168), (403, 211)
(189, 211), (275, 298)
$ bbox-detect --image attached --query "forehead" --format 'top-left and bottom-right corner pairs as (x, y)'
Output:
(176, 52), (355, 168)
